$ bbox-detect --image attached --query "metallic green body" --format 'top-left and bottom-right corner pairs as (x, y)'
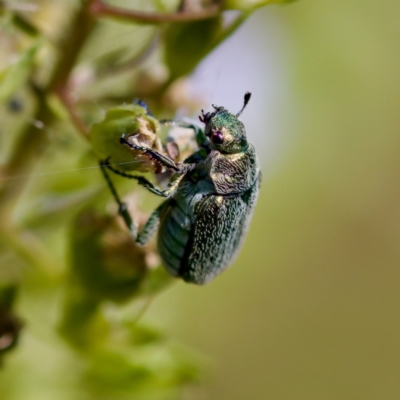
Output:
(102, 94), (261, 284)
(158, 147), (261, 283)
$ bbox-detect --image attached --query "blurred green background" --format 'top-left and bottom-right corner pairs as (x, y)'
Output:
(1, 0), (400, 399)
(149, 1), (400, 399)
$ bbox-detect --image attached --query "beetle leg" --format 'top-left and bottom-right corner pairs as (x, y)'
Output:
(120, 137), (181, 171)
(103, 159), (167, 197)
(136, 202), (169, 245)
(100, 160), (137, 238)
(103, 158), (186, 198)
(101, 160), (175, 243)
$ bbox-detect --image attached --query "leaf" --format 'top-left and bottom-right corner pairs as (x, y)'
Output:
(68, 209), (148, 304)
(89, 103), (162, 172)
(0, 41), (40, 104)
(164, 17), (223, 80)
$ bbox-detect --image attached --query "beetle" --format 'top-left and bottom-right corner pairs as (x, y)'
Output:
(101, 92), (261, 285)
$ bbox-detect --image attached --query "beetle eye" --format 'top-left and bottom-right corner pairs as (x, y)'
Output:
(211, 130), (224, 145)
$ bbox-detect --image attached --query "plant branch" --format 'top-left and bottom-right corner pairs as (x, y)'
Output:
(0, 0), (96, 207)
(56, 87), (90, 139)
(90, 0), (221, 24)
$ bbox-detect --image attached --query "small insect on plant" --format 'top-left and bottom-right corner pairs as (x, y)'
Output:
(98, 92), (261, 285)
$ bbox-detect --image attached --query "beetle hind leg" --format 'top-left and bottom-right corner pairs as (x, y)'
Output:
(136, 202), (167, 245)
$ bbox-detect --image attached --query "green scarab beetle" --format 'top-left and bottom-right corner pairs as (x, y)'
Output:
(101, 93), (261, 285)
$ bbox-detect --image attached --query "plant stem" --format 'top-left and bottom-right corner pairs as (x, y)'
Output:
(56, 87), (90, 139)
(90, 0), (221, 24)
(0, 0), (96, 208)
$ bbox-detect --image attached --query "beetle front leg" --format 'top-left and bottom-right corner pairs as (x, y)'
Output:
(120, 137), (181, 172)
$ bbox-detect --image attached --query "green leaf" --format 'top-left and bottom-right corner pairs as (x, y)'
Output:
(164, 17), (223, 80)
(89, 103), (161, 172)
(0, 285), (17, 309)
(68, 209), (147, 304)
(0, 41), (40, 104)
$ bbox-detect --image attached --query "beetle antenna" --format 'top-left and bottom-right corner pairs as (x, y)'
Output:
(236, 92), (251, 117)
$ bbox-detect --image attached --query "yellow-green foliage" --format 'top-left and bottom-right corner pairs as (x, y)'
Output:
(0, 1), (290, 399)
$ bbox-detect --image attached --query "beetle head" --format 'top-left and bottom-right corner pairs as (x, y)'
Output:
(199, 92), (251, 154)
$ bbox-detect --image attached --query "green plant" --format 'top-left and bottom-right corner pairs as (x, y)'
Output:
(0, 1), (292, 398)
